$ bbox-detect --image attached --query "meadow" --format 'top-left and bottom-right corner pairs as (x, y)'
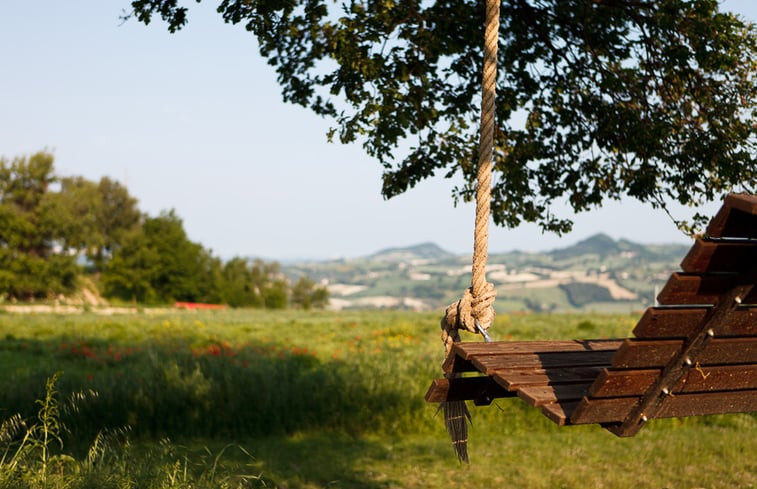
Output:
(0, 309), (754, 488)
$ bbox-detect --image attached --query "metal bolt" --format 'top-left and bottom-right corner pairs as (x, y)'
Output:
(661, 387), (670, 395)
(735, 296), (743, 305)
(707, 329), (715, 337)
(684, 357), (693, 366)
(641, 415), (649, 423)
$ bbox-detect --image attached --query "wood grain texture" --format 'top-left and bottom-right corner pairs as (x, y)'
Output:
(589, 365), (757, 397)
(680, 239), (757, 273)
(706, 193), (757, 238)
(610, 337), (757, 368)
(633, 306), (757, 338)
(656, 273), (757, 305)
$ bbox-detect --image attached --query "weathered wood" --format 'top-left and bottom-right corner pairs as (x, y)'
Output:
(724, 193), (757, 215)
(575, 389), (757, 431)
(611, 337), (757, 368)
(517, 382), (592, 406)
(633, 306), (757, 338)
(567, 397), (633, 424)
(442, 353), (476, 374)
(450, 339), (622, 360)
(680, 238), (757, 273)
(589, 365), (757, 397)
(656, 272), (757, 305)
(613, 284), (754, 436)
(471, 350), (615, 374)
(589, 368), (659, 397)
(491, 366), (604, 390)
(427, 194), (757, 437)
(655, 389), (757, 419)
(541, 401), (578, 426)
(706, 193), (757, 238)
(424, 376), (514, 403)
(443, 339), (621, 374)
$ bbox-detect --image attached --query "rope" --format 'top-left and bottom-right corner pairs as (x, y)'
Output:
(440, 0), (500, 463)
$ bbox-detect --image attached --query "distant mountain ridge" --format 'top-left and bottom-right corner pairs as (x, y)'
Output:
(358, 233), (685, 264)
(282, 234), (691, 313)
(368, 242), (456, 262)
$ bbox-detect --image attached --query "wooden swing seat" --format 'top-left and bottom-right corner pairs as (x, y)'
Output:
(426, 193), (757, 436)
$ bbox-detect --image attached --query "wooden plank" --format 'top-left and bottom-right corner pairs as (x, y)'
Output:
(656, 389), (757, 418)
(517, 382), (592, 406)
(491, 366), (604, 390)
(611, 337), (757, 368)
(589, 368), (659, 397)
(706, 204), (733, 238)
(710, 209), (757, 239)
(706, 194), (757, 238)
(680, 238), (757, 273)
(442, 352), (476, 374)
(707, 209), (757, 239)
(610, 338), (681, 368)
(451, 339), (622, 360)
(724, 193), (757, 215)
(541, 401), (578, 426)
(569, 397), (635, 424)
(574, 389), (757, 427)
(614, 284), (755, 436)
(444, 339), (623, 374)
(633, 306), (757, 338)
(589, 365), (757, 397)
(656, 272), (757, 305)
(424, 376), (514, 403)
(471, 350), (616, 375)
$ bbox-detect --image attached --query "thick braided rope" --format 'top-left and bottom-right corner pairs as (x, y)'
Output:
(471, 0), (499, 321)
(440, 0), (499, 464)
(441, 0), (499, 355)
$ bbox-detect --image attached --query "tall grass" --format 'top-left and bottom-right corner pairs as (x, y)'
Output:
(0, 373), (267, 488)
(0, 309), (754, 488)
(0, 310), (445, 441)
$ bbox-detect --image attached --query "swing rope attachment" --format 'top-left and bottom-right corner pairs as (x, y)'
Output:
(439, 0), (500, 464)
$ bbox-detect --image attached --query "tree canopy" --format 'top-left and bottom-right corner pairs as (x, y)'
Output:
(126, 0), (757, 233)
(0, 151), (328, 307)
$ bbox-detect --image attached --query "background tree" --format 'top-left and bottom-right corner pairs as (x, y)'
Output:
(42, 176), (141, 272)
(248, 259), (288, 309)
(102, 210), (223, 304)
(0, 153), (77, 299)
(0, 151), (324, 307)
(290, 276), (330, 310)
(221, 257), (262, 307)
(126, 0), (757, 233)
(94, 177), (141, 270)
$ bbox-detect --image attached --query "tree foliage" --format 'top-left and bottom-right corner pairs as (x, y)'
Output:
(290, 276), (330, 310)
(41, 176), (140, 270)
(0, 152), (327, 307)
(0, 153), (77, 299)
(127, 0), (757, 232)
(102, 210), (224, 304)
(221, 257), (292, 308)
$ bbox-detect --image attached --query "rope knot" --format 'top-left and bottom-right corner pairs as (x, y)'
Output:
(441, 283), (496, 354)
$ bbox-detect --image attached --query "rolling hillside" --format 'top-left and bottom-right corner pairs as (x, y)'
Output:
(283, 235), (690, 313)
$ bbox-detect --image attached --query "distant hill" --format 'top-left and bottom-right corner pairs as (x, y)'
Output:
(549, 233), (621, 260)
(282, 236), (692, 313)
(367, 242), (456, 263)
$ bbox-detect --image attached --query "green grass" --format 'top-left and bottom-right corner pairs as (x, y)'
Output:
(0, 309), (755, 488)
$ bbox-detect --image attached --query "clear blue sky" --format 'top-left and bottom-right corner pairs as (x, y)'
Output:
(1, 1), (754, 260)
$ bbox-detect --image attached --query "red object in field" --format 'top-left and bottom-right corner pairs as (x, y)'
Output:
(174, 302), (229, 310)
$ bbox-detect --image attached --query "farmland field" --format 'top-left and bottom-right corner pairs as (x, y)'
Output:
(0, 309), (755, 488)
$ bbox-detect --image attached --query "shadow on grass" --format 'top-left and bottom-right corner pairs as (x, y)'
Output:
(249, 434), (397, 489)
(0, 336), (427, 445)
